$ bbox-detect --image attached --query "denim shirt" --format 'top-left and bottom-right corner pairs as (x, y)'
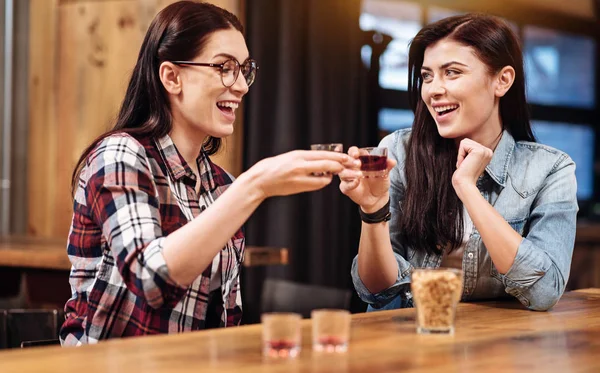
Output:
(351, 129), (578, 311)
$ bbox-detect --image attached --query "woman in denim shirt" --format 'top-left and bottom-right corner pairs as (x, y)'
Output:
(340, 14), (578, 311)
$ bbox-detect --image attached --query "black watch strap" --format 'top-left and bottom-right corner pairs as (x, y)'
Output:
(359, 199), (391, 224)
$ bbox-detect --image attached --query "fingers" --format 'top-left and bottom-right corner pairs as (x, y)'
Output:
(457, 138), (493, 168)
(456, 143), (467, 168)
(339, 178), (360, 194)
(304, 160), (345, 175)
(296, 174), (335, 192)
(338, 168), (362, 181)
(301, 150), (349, 163)
(348, 146), (360, 158)
(386, 158), (397, 171)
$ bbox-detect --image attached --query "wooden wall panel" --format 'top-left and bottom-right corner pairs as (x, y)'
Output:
(28, 0), (244, 239)
(28, 0), (59, 238)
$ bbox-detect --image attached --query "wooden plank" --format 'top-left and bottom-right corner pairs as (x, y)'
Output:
(52, 0), (144, 239)
(0, 236), (69, 270)
(27, 0), (59, 238)
(0, 290), (599, 372)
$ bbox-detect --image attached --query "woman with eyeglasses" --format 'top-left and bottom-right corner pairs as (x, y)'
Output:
(60, 1), (351, 345)
(340, 14), (578, 312)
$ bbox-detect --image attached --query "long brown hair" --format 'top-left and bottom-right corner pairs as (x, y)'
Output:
(71, 1), (243, 193)
(400, 14), (535, 255)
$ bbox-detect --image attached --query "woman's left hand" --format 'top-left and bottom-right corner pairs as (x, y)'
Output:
(452, 138), (493, 192)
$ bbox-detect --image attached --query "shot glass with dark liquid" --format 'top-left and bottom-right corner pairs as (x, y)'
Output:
(358, 147), (388, 178)
(261, 312), (302, 358)
(310, 143), (343, 176)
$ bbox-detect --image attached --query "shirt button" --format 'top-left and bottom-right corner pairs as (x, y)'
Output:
(467, 253), (474, 259)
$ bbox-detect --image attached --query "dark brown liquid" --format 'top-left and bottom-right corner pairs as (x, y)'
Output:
(359, 155), (387, 171)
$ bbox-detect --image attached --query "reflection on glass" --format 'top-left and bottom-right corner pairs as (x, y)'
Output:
(524, 26), (596, 108)
(360, 0), (422, 90)
(532, 121), (595, 200)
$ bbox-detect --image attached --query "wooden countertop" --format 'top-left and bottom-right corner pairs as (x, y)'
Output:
(0, 289), (599, 372)
(0, 236), (287, 270)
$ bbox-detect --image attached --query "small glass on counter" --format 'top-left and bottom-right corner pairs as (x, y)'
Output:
(311, 309), (351, 353)
(261, 312), (302, 358)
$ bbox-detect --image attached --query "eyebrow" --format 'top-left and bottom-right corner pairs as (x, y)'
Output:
(213, 52), (250, 62)
(421, 61), (469, 71)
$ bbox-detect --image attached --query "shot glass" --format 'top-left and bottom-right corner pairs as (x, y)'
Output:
(358, 147), (388, 178)
(310, 143), (343, 176)
(261, 312), (302, 358)
(311, 309), (351, 353)
(411, 268), (463, 334)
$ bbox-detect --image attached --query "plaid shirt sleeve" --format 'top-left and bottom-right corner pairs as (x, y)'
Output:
(85, 135), (187, 309)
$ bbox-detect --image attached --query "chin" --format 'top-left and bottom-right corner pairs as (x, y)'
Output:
(436, 125), (461, 139)
(210, 125), (234, 138)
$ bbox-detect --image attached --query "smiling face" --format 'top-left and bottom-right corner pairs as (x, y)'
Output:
(420, 38), (503, 144)
(167, 28), (250, 143)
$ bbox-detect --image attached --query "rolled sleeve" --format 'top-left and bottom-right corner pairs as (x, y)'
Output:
(87, 136), (187, 309)
(498, 156), (578, 311)
(351, 255), (412, 309)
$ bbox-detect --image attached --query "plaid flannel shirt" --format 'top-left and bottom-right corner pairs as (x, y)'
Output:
(60, 133), (244, 345)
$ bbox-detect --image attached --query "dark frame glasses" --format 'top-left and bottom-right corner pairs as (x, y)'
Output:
(171, 58), (258, 87)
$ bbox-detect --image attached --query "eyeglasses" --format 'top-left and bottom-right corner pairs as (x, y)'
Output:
(171, 58), (258, 88)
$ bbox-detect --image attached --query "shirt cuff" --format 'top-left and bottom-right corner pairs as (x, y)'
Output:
(351, 257), (412, 308)
(138, 237), (188, 307)
(502, 237), (552, 290)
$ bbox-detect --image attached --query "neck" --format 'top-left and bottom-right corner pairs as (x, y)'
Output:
(456, 106), (503, 151)
(169, 114), (207, 170)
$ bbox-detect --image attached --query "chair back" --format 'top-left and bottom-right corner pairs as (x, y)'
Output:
(261, 278), (351, 318)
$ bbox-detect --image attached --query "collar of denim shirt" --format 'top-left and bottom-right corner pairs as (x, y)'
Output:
(485, 130), (516, 188)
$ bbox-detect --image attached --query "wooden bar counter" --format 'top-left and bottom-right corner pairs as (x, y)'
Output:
(0, 289), (599, 372)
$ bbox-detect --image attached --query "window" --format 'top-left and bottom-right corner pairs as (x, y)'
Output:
(360, 0), (422, 90)
(378, 109), (414, 132)
(532, 121), (595, 200)
(524, 26), (596, 109)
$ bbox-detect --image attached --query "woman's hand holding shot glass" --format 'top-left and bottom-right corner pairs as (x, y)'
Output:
(338, 146), (396, 214)
(248, 149), (355, 200)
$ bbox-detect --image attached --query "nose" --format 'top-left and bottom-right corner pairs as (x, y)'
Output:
(428, 75), (445, 97)
(231, 73), (249, 95)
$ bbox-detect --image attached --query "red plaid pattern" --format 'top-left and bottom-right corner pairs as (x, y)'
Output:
(61, 133), (244, 345)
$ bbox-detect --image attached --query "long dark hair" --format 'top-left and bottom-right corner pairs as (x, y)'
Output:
(71, 1), (243, 193)
(401, 14), (535, 255)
